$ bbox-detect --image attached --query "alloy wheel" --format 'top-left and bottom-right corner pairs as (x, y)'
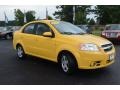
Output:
(61, 55), (69, 73)
(17, 46), (24, 58)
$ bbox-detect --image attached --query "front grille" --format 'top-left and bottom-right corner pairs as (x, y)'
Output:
(105, 32), (118, 38)
(101, 43), (113, 52)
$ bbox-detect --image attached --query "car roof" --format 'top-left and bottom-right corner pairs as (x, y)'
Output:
(28, 20), (58, 24)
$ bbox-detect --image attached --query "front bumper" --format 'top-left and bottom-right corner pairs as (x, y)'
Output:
(76, 48), (115, 69)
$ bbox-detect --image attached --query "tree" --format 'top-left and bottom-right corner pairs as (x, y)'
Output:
(14, 9), (36, 26)
(26, 11), (36, 22)
(48, 15), (53, 20)
(88, 18), (95, 25)
(53, 5), (74, 23)
(94, 5), (120, 24)
(0, 21), (5, 26)
(53, 5), (91, 24)
(14, 9), (24, 26)
(75, 5), (91, 24)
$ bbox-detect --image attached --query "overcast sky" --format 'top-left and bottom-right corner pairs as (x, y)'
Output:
(0, 5), (95, 21)
(0, 5), (57, 21)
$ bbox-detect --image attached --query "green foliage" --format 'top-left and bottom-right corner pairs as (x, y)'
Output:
(75, 6), (91, 24)
(0, 21), (5, 26)
(54, 5), (120, 25)
(53, 5), (74, 23)
(92, 30), (101, 36)
(0, 20), (16, 26)
(53, 5), (91, 24)
(14, 9), (36, 26)
(48, 15), (53, 20)
(88, 18), (95, 25)
(14, 9), (24, 26)
(94, 5), (120, 24)
(26, 11), (36, 22)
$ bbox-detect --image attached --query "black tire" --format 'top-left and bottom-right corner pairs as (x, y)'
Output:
(58, 52), (78, 74)
(16, 45), (26, 59)
(5, 34), (11, 40)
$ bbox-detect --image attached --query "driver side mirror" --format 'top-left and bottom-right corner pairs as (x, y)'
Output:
(42, 32), (53, 37)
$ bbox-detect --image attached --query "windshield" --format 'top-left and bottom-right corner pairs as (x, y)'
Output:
(78, 25), (88, 31)
(52, 21), (86, 35)
(106, 24), (120, 30)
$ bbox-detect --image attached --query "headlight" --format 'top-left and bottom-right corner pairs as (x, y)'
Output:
(80, 43), (99, 51)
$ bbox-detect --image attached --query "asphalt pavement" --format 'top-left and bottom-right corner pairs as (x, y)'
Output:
(0, 39), (120, 85)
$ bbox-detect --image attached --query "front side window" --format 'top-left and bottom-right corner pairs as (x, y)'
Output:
(36, 23), (51, 35)
(23, 24), (35, 34)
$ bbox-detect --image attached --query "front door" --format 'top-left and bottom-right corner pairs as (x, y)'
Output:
(34, 23), (56, 61)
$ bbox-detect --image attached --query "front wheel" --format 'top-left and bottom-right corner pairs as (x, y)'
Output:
(59, 53), (78, 74)
(16, 45), (26, 59)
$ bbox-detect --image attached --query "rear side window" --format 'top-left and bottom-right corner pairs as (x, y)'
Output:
(36, 23), (51, 35)
(23, 24), (35, 34)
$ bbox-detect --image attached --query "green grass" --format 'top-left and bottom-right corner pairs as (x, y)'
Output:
(92, 29), (102, 36)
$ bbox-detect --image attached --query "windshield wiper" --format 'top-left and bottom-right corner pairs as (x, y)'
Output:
(74, 32), (86, 35)
(61, 32), (74, 35)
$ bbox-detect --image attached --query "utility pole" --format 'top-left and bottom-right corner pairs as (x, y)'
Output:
(46, 8), (48, 20)
(4, 12), (8, 30)
(73, 5), (75, 24)
(24, 10), (27, 23)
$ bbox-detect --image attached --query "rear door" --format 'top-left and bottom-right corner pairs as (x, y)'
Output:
(20, 23), (37, 54)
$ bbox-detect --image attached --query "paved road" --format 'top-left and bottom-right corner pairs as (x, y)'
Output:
(0, 40), (120, 85)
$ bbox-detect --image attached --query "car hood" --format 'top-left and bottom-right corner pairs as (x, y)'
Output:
(63, 34), (111, 46)
(103, 30), (120, 32)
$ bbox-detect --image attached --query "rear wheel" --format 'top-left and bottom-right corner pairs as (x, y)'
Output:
(5, 34), (11, 40)
(16, 45), (26, 59)
(59, 52), (78, 74)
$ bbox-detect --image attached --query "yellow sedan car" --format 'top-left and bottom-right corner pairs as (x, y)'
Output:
(13, 20), (115, 74)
